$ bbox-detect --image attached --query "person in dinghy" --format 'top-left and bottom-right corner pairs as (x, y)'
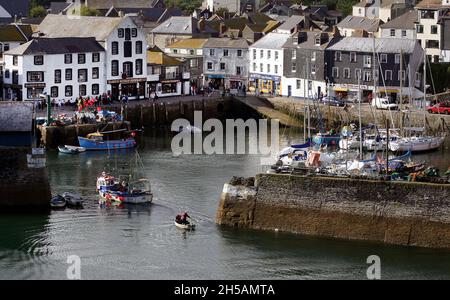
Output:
(175, 212), (191, 225)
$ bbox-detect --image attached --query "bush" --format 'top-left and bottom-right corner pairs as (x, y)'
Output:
(30, 6), (47, 18)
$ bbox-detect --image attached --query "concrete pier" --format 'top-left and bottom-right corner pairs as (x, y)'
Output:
(216, 174), (450, 249)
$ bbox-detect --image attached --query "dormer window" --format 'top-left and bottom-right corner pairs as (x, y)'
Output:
(293, 37), (298, 45)
(315, 37), (321, 45)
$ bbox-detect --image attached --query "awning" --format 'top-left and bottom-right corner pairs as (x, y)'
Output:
(378, 89), (399, 93)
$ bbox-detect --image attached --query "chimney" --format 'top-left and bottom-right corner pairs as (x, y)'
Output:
(332, 26), (341, 38)
(198, 17), (206, 32)
(219, 22), (227, 35)
(118, 10), (124, 18)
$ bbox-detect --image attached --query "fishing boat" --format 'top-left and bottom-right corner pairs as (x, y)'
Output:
(174, 220), (195, 230)
(96, 172), (117, 197)
(58, 145), (86, 154)
(103, 179), (153, 204)
(50, 195), (66, 208)
(78, 129), (136, 151)
(62, 192), (84, 206)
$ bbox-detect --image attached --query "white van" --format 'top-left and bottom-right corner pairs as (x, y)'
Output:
(371, 97), (398, 110)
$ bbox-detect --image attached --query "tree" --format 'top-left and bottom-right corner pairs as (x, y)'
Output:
(30, 6), (48, 18)
(80, 6), (100, 16)
(215, 7), (229, 19)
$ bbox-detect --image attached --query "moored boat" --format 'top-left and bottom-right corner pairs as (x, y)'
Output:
(78, 130), (136, 151)
(58, 145), (86, 154)
(312, 133), (340, 146)
(174, 220), (195, 230)
(62, 192), (84, 206)
(389, 136), (445, 152)
(50, 195), (66, 208)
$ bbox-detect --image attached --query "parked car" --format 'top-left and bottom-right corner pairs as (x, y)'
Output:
(426, 102), (450, 114)
(320, 96), (345, 107)
(371, 97), (398, 110)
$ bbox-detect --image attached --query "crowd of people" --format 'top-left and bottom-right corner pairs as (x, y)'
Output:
(34, 93), (117, 111)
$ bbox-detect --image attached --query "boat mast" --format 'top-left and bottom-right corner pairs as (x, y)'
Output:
(306, 57), (311, 140)
(423, 50), (427, 132)
(400, 50), (403, 109)
(358, 74), (363, 160)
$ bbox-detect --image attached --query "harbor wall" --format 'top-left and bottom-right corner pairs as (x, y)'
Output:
(0, 148), (51, 211)
(39, 97), (231, 149)
(216, 174), (450, 249)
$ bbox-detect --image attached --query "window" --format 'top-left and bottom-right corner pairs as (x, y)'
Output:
(426, 40), (439, 48)
(395, 54), (401, 64)
(51, 86), (58, 98)
(402, 30), (407, 37)
(124, 41), (132, 57)
(136, 59), (143, 75)
(27, 88), (43, 99)
(335, 51), (342, 61)
(398, 70), (406, 81)
(92, 84), (99, 95)
(260, 63), (263, 72)
(92, 53), (100, 62)
(260, 50), (264, 58)
(78, 69), (88, 82)
(253, 49), (256, 59)
(190, 58), (198, 68)
(65, 85), (73, 97)
(416, 25), (424, 33)
(311, 52), (316, 61)
(92, 67), (99, 79)
(79, 84), (87, 96)
(380, 54), (388, 63)
(78, 54), (86, 64)
(3, 43), (9, 51)
(65, 54), (72, 64)
(431, 25), (438, 34)
(268, 50), (271, 59)
(189, 49), (194, 55)
(315, 37), (321, 46)
(267, 64), (270, 73)
(220, 63), (225, 70)
(236, 66), (242, 75)
(118, 28), (124, 38)
(207, 62), (213, 70)
(275, 51), (278, 60)
(237, 49), (242, 57)
(112, 60), (119, 76)
(253, 62), (256, 71)
(350, 52), (357, 63)
(385, 70), (393, 81)
(275, 65), (278, 74)
(291, 50), (296, 59)
(390, 29), (396, 37)
(132, 28), (137, 37)
(4, 69), (9, 78)
(65, 69), (72, 80)
(209, 49), (215, 56)
(13, 56), (18, 66)
(123, 62), (133, 77)
(34, 55), (43, 65)
(27, 71), (44, 82)
(296, 80), (301, 89)
(332, 67), (339, 78)
(125, 28), (131, 40)
(112, 42), (119, 55)
(223, 49), (229, 56)
(55, 70), (61, 83)
(355, 69), (362, 80)
(291, 62), (296, 72)
(311, 64), (316, 75)
(344, 68), (350, 79)
(364, 55), (372, 67)
(420, 11), (435, 19)
(363, 70), (372, 82)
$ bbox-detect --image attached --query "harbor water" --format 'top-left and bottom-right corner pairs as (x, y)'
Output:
(1, 130), (450, 280)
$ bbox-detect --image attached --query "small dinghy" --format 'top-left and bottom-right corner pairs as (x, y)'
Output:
(50, 195), (66, 208)
(62, 192), (84, 206)
(58, 145), (86, 154)
(174, 221), (195, 230)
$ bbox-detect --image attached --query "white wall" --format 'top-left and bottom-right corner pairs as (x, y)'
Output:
(281, 77), (327, 99)
(380, 28), (416, 39)
(206, 0), (240, 13)
(416, 9), (442, 61)
(249, 47), (283, 77)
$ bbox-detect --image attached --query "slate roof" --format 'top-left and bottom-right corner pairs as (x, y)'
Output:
(250, 32), (291, 49)
(203, 37), (250, 49)
(4, 37), (105, 55)
(0, 24), (32, 42)
(380, 10), (417, 30)
(337, 15), (382, 32)
(0, 0), (29, 18)
(327, 36), (418, 53)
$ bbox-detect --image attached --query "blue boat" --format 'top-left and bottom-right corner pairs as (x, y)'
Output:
(78, 131), (136, 151)
(312, 133), (341, 146)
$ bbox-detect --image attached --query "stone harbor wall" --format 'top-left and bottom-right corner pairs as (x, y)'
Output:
(216, 174), (450, 249)
(0, 148), (51, 211)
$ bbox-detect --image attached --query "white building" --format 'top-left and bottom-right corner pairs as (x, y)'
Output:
(3, 37), (105, 101)
(248, 32), (290, 95)
(415, 0), (450, 63)
(38, 14), (148, 99)
(204, 0), (241, 14)
(352, 0), (412, 23)
(379, 9), (417, 39)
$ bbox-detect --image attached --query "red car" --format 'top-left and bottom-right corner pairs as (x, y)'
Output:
(427, 102), (450, 114)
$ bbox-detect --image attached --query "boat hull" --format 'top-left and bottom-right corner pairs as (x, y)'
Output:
(102, 191), (153, 204)
(78, 137), (136, 151)
(389, 137), (445, 152)
(174, 221), (195, 230)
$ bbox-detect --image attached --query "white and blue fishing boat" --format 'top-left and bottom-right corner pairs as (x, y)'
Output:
(78, 130), (136, 151)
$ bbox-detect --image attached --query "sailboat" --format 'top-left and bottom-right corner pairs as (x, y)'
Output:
(389, 52), (445, 152)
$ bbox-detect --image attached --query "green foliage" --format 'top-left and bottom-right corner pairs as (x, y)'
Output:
(165, 0), (203, 15)
(292, 0), (358, 17)
(80, 6), (100, 16)
(430, 63), (450, 93)
(215, 7), (229, 18)
(29, 5), (47, 18)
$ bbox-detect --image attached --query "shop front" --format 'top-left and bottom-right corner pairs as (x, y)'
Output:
(155, 80), (182, 97)
(3, 83), (24, 101)
(205, 74), (225, 89)
(107, 78), (146, 101)
(249, 74), (281, 95)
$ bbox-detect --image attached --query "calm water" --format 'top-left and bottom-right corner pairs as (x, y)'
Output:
(1, 131), (450, 280)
